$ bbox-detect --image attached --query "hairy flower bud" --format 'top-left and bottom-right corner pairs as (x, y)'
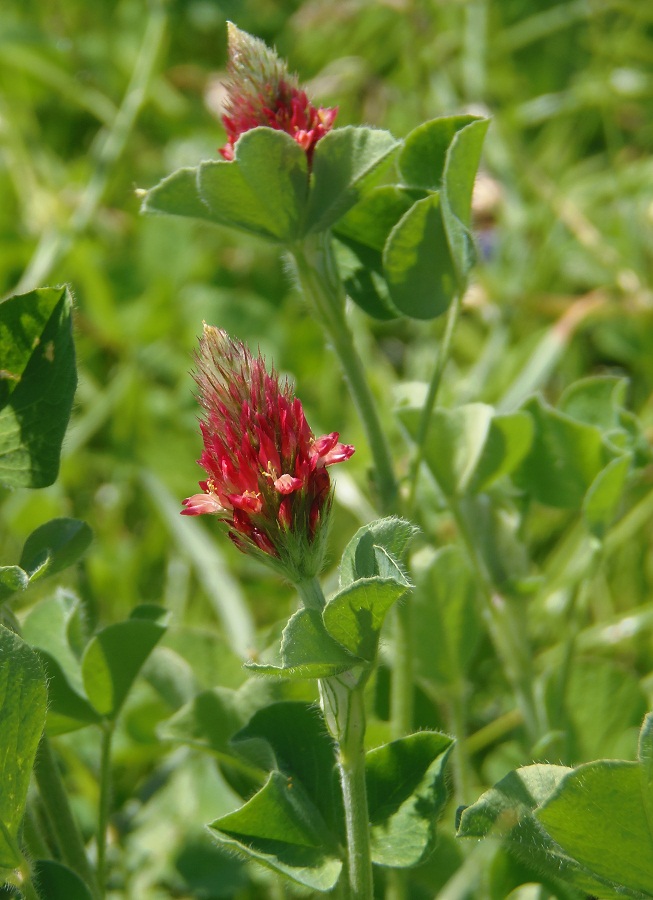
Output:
(182, 325), (354, 581)
(219, 23), (337, 163)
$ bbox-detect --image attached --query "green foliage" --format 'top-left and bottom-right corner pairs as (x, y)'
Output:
(334, 115), (489, 320)
(367, 732), (453, 867)
(31, 861), (94, 900)
(459, 714), (653, 899)
(143, 125), (399, 244)
(0, 286), (76, 489)
(81, 606), (168, 719)
(0, 627), (47, 868)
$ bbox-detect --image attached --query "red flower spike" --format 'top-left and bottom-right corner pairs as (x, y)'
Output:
(219, 23), (337, 164)
(182, 325), (354, 581)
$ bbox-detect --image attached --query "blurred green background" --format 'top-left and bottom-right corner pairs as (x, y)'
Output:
(1, 1), (653, 895)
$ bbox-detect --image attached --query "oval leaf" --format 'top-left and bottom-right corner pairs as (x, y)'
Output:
(0, 286), (77, 489)
(339, 517), (417, 589)
(383, 194), (459, 320)
(245, 608), (360, 679)
(322, 577), (408, 661)
(367, 731), (453, 867)
(305, 126), (400, 234)
(32, 860), (94, 900)
(82, 614), (167, 719)
(0, 626), (47, 867)
(19, 518), (92, 582)
(399, 115), (481, 192)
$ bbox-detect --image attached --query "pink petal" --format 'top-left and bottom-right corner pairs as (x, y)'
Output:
(274, 473), (303, 494)
(181, 493), (225, 516)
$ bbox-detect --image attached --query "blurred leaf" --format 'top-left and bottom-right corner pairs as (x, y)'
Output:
(159, 686), (246, 756)
(208, 771), (342, 891)
(32, 860), (93, 900)
(470, 412), (534, 493)
(18, 518), (92, 582)
(514, 396), (612, 509)
(81, 609), (167, 719)
(544, 658), (646, 764)
(558, 375), (628, 431)
(0, 626), (47, 868)
(339, 517), (417, 589)
(537, 759), (653, 896)
(144, 473), (255, 659)
(383, 194), (459, 319)
(22, 592), (100, 734)
(0, 566), (29, 603)
(304, 126), (400, 233)
(0, 286), (76, 489)
(245, 608), (360, 678)
(322, 577), (408, 661)
(399, 115), (481, 192)
(582, 454), (631, 539)
(412, 546), (480, 687)
(398, 403), (494, 497)
(367, 731), (453, 867)
(440, 117), (490, 281)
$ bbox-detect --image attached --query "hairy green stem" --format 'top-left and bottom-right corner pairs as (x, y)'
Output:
(320, 673), (374, 900)
(299, 577), (374, 900)
(14, 2), (167, 295)
(97, 722), (115, 896)
(291, 233), (398, 516)
(34, 736), (100, 899)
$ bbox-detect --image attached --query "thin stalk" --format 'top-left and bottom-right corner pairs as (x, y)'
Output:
(448, 684), (473, 808)
(97, 721), (115, 896)
(34, 736), (100, 899)
(337, 686), (374, 900)
(320, 674), (374, 900)
(13, 2), (167, 295)
(291, 234), (398, 515)
(450, 497), (543, 744)
(389, 599), (413, 740)
(406, 293), (461, 516)
(299, 577), (374, 900)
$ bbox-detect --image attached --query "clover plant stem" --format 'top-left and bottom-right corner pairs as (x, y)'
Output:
(299, 577), (374, 900)
(297, 576), (326, 611)
(449, 685), (473, 807)
(34, 736), (101, 899)
(449, 497), (543, 744)
(406, 292), (461, 517)
(320, 675), (375, 900)
(390, 600), (413, 740)
(97, 721), (115, 896)
(292, 234), (399, 516)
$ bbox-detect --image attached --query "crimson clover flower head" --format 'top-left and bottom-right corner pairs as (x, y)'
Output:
(182, 325), (354, 582)
(219, 22), (338, 163)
